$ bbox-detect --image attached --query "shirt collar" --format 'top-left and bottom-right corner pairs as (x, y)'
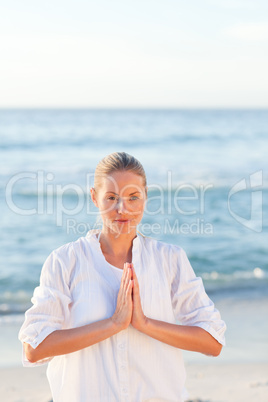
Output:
(86, 228), (142, 254)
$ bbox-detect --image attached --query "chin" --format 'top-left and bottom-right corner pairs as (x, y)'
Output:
(111, 222), (137, 236)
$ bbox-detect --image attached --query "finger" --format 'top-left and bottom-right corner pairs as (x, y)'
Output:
(123, 263), (131, 278)
(122, 267), (130, 293)
(121, 263), (129, 286)
(128, 263), (134, 279)
(126, 278), (133, 296)
(132, 267), (139, 288)
(132, 278), (139, 297)
(125, 262), (131, 271)
(121, 263), (126, 282)
(124, 268), (133, 296)
(122, 278), (132, 306)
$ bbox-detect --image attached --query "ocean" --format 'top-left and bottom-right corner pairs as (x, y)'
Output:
(0, 108), (267, 366)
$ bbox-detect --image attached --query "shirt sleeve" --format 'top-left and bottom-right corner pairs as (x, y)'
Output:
(18, 247), (73, 367)
(170, 246), (226, 348)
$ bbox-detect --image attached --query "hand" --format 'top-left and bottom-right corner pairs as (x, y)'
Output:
(111, 263), (133, 330)
(130, 264), (148, 331)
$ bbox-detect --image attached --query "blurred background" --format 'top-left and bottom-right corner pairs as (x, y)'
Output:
(0, 1), (267, 400)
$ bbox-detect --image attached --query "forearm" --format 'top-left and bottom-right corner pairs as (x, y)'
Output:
(141, 317), (222, 357)
(24, 317), (121, 363)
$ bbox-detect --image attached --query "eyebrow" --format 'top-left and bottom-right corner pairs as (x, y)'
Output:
(105, 191), (141, 196)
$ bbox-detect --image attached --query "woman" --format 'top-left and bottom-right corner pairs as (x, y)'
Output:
(19, 152), (226, 402)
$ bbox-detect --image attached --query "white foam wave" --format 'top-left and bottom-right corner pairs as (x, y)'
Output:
(202, 267), (267, 281)
(0, 314), (25, 324)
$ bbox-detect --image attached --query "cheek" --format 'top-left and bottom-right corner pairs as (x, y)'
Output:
(132, 201), (145, 216)
(99, 201), (116, 215)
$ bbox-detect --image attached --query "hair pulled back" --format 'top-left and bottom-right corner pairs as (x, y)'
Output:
(94, 152), (147, 191)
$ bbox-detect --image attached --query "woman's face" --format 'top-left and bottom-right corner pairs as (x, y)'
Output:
(91, 170), (147, 237)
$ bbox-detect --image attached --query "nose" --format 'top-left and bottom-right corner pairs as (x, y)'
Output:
(117, 198), (128, 214)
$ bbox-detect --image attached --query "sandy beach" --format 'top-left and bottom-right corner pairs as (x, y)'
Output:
(185, 362), (268, 402)
(1, 362), (268, 402)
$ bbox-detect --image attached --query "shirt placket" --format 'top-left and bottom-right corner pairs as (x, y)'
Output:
(117, 329), (130, 402)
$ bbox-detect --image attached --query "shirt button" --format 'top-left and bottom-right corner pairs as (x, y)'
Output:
(121, 365), (126, 370)
(122, 388), (127, 393)
(119, 343), (124, 349)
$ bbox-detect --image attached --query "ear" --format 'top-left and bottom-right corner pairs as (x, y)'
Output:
(90, 187), (99, 208)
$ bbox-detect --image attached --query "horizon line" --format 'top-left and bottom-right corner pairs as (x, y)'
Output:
(0, 106), (268, 110)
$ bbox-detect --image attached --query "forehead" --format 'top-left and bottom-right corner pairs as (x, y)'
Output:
(101, 171), (145, 193)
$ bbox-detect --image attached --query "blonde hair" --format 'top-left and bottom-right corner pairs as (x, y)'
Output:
(94, 152), (147, 190)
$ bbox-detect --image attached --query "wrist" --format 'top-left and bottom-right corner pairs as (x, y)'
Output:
(109, 316), (126, 332)
(134, 315), (149, 333)
(143, 315), (149, 331)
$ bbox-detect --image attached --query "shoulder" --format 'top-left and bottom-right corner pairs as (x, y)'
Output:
(51, 239), (79, 261)
(41, 234), (95, 283)
(43, 233), (94, 273)
(140, 235), (190, 282)
(140, 233), (185, 258)
(52, 230), (98, 259)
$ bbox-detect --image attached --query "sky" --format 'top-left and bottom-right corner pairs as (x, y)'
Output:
(0, 0), (268, 108)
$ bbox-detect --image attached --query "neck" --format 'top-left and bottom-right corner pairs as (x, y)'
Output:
(99, 228), (137, 258)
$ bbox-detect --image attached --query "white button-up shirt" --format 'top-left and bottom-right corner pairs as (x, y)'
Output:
(19, 229), (226, 402)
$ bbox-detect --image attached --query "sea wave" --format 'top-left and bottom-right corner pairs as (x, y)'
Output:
(202, 267), (267, 281)
(3, 180), (268, 198)
(1, 267), (267, 317)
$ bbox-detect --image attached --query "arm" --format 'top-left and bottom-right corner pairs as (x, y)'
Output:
(24, 317), (121, 363)
(130, 264), (223, 357)
(139, 318), (222, 356)
(24, 263), (133, 363)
